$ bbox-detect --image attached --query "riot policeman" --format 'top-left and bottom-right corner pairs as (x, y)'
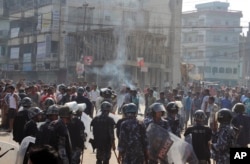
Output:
(23, 107), (43, 138)
(231, 103), (250, 147)
(144, 103), (170, 164)
(13, 97), (32, 144)
(90, 101), (116, 164)
(67, 102), (86, 164)
(48, 106), (72, 164)
(72, 87), (92, 117)
(165, 102), (181, 137)
(36, 105), (59, 145)
(118, 103), (149, 164)
(211, 108), (237, 164)
(184, 110), (212, 164)
(144, 103), (170, 131)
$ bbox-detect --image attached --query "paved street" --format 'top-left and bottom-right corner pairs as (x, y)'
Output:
(0, 123), (121, 164)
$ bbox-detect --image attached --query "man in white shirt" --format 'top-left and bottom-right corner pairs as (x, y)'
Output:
(201, 89), (210, 125)
(90, 84), (100, 115)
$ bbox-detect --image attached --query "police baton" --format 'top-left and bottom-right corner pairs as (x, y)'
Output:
(113, 149), (120, 164)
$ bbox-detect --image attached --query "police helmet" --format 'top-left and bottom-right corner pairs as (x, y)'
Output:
(124, 103), (138, 114)
(121, 104), (129, 114)
(46, 105), (59, 115)
(232, 103), (245, 114)
(193, 110), (206, 122)
(100, 88), (112, 98)
(101, 101), (112, 112)
(58, 106), (72, 118)
(21, 97), (32, 108)
(166, 102), (179, 114)
(58, 84), (66, 90)
(44, 98), (55, 108)
(149, 103), (166, 113)
(28, 107), (43, 119)
(217, 108), (232, 124)
(77, 87), (85, 95)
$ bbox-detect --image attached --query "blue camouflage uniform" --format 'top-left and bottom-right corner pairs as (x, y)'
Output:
(35, 118), (52, 145)
(48, 119), (72, 164)
(144, 118), (170, 164)
(118, 118), (148, 164)
(211, 124), (237, 164)
(165, 115), (181, 137)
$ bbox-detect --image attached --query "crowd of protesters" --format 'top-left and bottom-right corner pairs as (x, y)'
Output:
(0, 78), (250, 164)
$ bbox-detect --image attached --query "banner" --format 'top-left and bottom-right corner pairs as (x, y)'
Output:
(137, 57), (144, 67)
(141, 66), (148, 72)
(10, 28), (20, 38)
(42, 12), (52, 32)
(37, 42), (46, 59)
(52, 10), (60, 31)
(83, 56), (93, 65)
(76, 62), (84, 75)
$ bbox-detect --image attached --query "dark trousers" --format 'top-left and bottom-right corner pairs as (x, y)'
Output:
(96, 147), (111, 164)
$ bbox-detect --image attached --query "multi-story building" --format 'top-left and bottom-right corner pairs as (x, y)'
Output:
(0, 0), (9, 78)
(71, 0), (182, 88)
(5, 0), (182, 89)
(182, 1), (242, 86)
(240, 23), (250, 87)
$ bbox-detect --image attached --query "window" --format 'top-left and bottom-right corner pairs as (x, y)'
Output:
(198, 51), (204, 58)
(198, 66), (203, 74)
(233, 68), (237, 74)
(105, 16), (111, 21)
(224, 36), (228, 42)
(213, 35), (220, 42)
(212, 67), (218, 74)
(226, 68), (232, 73)
(198, 35), (204, 42)
(219, 67), (224, 73)
(205, 66), (211, 73)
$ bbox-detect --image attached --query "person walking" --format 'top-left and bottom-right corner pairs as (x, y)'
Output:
(184, 110), (212, 164)
(118, 103), (149, 164)
(90, 101), (116, 164)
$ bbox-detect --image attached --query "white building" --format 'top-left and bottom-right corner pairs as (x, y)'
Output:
(182, 1), (242, 86)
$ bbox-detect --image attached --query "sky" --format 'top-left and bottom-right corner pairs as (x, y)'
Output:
(182, 0), (250, 35)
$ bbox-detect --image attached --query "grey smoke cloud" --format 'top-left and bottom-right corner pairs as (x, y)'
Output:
(88, 0), (147, 88)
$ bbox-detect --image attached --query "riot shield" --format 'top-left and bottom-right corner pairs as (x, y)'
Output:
(15, 136), (36, 164)
(146, 123), (198, 164)
(0, 141), (18, 163)
(81, 112), (93, 149)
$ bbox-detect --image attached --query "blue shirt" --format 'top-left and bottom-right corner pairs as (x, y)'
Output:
(220, 98), (232, 110)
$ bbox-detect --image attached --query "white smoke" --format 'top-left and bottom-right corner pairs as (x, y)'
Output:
(87, 0), (147, 89)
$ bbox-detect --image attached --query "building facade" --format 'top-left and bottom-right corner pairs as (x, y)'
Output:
(4, 0), (182, 89)
(0, 0), (9, 78)
(182, 1), (242, 86)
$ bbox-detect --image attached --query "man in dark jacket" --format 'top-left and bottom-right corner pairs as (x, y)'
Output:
(91, 101), (115, 164)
